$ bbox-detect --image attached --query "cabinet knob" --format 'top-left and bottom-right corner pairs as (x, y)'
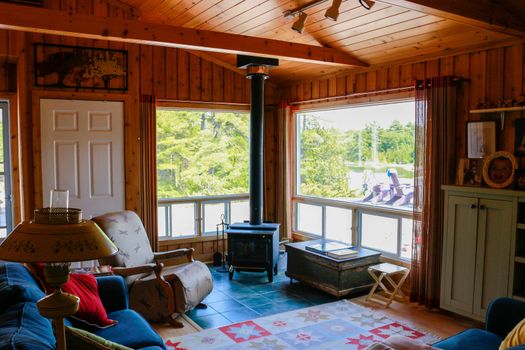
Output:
(470, 204), (477, 209)
(479, 205), (486, 210)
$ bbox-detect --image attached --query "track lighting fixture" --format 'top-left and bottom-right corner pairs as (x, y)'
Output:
(292, 12), (308, 34)
(285, 0), (376, 33)
(359, 0), (375, 10)
(325, 0), (342, 21)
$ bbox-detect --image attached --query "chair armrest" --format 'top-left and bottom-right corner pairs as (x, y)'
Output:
(111, 264), (157, 277)
(153, 248), (194, 262)
(96, 275), (128, 312)
(486, 297), (525, 337)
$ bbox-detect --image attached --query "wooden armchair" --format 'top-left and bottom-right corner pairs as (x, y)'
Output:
(92, 211), (213, 328)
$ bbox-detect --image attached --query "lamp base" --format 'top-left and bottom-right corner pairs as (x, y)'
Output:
(37, 289), (79, 319)
(37, 265), (79, 350)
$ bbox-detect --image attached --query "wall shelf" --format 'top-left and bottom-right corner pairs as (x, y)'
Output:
(470, 106), (525, 114)
(516, 256), (525, 264)
(469, 106), (525, 130)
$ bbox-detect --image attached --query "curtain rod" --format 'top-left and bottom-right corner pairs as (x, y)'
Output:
(157, 99), (249, 107)
(288, 86), (415, 106)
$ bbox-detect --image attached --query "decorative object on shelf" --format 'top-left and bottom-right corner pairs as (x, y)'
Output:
(0, 206), (117, 350)
(515, 119), (525, 156)
(515, 169), (525, 190)
(475, 96), (525, 109)
(456, 158), (482, 186)
(482, 151), (517, 189)
(34, 43), (128, 91)
(467, 121), (497, 159)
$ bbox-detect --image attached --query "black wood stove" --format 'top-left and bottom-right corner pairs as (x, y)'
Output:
(226, 56), (280, 283)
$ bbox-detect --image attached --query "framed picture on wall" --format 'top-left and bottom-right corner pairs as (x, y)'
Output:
(467, 121), (497, 159)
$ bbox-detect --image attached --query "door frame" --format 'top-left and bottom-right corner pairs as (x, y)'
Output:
(30, 91), (139, 218)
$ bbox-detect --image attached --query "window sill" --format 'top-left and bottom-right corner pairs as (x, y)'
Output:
(159, 235), (219, 246)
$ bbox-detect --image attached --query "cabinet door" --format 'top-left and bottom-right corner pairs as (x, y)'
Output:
(441, 195), (479, 315)
(473, 198), (513, 317)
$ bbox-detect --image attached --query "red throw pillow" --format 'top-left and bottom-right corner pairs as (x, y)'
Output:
(31, 263), (117, 329)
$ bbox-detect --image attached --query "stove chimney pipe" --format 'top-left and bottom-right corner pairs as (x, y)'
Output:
(237, 56), (278, 226)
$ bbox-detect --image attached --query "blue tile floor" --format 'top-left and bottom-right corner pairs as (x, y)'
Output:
(186, 253), (340, 329)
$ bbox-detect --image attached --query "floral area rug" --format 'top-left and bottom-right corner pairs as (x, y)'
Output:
(165, 300), (440, 350)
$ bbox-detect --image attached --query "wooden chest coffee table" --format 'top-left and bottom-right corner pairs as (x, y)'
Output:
(285, 240), (381, 298)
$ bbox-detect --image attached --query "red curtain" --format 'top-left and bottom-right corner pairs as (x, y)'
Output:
(411, 77), (459, 308)
(140, 94), (159, 251)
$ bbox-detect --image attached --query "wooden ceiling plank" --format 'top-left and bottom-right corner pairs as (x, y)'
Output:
(0, 2), (368, 67)
(167, 0), (225, 27)
(199, 0), (286, 32)
(323, 10), (425, 46)
(377, 0), (525, 38)
(365, 28), (512, 63)
(354, 24), (478, 56)
(332, 13), (444, 49)
(140, 0), (185, 22)
(182, 0), (243, 28)
(349, 17), (448, 51)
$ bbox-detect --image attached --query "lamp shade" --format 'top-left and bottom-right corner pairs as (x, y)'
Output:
(0, 220), (117, 263)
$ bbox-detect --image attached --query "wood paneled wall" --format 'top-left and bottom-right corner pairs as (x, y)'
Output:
(0, 0), (280, 262)
(281, 44), (525, 166)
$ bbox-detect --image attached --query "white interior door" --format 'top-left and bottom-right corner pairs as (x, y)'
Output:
(40, 99), (125, 220)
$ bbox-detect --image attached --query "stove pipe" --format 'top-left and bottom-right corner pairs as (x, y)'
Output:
(247, 67), (268, 226)
(237, 56), (278, 226)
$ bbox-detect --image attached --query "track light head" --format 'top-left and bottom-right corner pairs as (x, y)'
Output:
(325, 0), (342, 21)
(359, 0), (375, 10)
(292, 12), (308, 34)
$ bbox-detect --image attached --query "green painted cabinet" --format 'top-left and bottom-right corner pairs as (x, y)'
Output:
(441, 186), (514, 321)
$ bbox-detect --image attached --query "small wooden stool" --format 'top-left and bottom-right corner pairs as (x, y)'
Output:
(366, 263), (410, 307)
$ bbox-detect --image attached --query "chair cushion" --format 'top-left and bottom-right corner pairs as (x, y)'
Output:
(500, 318), (525, 350)
(0, 302), (55, 350)
(93, 309), (166, 350)
(66, 326), (133, 350)
(128, 261), (213, 321)
(169, 261), (213, 313)
(92, 211), (154, 286)
(433, 329), (503, 350)
(31, 264), (117, 329)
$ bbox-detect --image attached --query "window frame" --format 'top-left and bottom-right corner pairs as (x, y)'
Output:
(155, 103), (250, 242)
(291, 97), (415, 261)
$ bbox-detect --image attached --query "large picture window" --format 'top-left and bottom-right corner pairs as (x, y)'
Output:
(156, 109), (249, 239)
(294, 101), (415, 259)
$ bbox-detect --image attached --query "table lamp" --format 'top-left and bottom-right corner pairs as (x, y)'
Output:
(0, 207), (117, 350)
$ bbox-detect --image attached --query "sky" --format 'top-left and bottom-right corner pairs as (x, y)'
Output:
(298, 101), (415, 131)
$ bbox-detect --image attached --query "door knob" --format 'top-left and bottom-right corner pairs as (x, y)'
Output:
(470, 204), (477, 209)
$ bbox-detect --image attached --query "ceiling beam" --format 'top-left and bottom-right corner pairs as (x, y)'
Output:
(0, 3), (368, 67)
(377, 0), (525, 38)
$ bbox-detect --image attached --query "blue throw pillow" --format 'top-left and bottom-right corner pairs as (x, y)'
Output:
(0, 282), (43, 313)
(0, 262), (45, 298)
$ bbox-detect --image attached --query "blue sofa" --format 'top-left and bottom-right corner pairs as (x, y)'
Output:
(0, 261), (166, 350)
(434, 298), (525, 350)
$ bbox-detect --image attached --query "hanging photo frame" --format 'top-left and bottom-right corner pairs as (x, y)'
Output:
(466, 121), (497, 159)
(34, 43), (128, 91)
